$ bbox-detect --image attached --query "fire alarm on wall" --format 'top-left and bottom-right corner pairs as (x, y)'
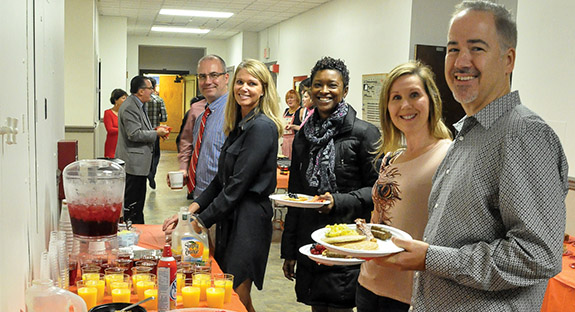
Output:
(264, 47), (270, 59)
(269, 64), (279, 73)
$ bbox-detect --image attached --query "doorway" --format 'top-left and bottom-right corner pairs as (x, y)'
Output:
(141, 70), (197, 151)
(415, 44), (466, 136)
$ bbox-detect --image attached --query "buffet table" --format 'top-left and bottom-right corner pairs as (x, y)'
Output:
(541, 238), (575, 312)
(71, 225), (248, 311)
(132, 224), (248, 312)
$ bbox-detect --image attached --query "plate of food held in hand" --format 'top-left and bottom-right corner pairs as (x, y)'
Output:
(311, 219), (412, 258)
(299, 243), (365, 266)
(269, 193), (330, 208)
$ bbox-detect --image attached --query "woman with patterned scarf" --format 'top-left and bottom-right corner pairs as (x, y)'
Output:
(281, 56), (380, 312)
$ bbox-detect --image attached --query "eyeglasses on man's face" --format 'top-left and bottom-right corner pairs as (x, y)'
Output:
(197, 72), (226, 81)
(142, 86), (154, 90)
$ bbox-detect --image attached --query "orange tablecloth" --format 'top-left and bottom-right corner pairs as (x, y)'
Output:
(541, 238), (575, 312)
(277, 169), (289, 190)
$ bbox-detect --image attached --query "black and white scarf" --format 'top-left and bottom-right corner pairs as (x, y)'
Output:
(304, 100), (348, 193)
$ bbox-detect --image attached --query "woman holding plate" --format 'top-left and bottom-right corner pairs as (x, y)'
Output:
(281, 56), (380, 312)
(356, 61), (452, 312)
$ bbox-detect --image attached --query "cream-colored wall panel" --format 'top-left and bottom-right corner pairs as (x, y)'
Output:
(65, 130), (95, 160)
(259, 0), (413, 115)
(65, 0), (97, 127)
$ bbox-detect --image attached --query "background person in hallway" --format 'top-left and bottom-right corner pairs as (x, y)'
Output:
(103, 88), (127, 158)
(356, 61), (452, 312)
(171, 59), (283, 312)
(373, 1), (569, 310)
(176, 94), (206, 152)
(281, 56), (380, 312)
(116, 76), (169, 224)
(144, 77), (168, 189)
(169, 55), (229, 200)
(281, 89), (302, 159)
(299, 88), (314, 127)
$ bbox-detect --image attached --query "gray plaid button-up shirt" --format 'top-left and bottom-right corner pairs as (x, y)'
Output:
(411, 91), (568, 311)
(144, 93), (167, 128)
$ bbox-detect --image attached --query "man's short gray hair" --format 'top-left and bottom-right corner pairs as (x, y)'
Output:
(198, 54), (227, 72)
(452, 0), (517, 50)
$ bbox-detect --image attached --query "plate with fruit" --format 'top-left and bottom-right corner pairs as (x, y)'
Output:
(269, 193), (330, 208)
(299, 243), (364, 266)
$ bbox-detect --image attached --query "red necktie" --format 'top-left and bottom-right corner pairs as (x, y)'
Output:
(187, 107), (211, 194)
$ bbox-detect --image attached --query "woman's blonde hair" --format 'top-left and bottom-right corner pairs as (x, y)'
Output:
(223, 59), (284, 137)
(375, 61), (452, 160)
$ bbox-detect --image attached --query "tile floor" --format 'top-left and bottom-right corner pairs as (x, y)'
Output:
(143, 151), (309, 312)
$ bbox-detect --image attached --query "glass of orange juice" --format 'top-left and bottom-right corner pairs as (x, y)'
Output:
(181, 278), (201, 308)
(105, 271), (129, 295)
(132, 273), (155, 293)
(111, 287), (131, 303)
(136, 277), (156, 302)
(143, 288), (158, 310)
(85, 278), (105, 304)
(214, 273), (234, 303)
(193, 272), (211, 301)
(206, 280), (225, 309)
(76, 280), (97, 310)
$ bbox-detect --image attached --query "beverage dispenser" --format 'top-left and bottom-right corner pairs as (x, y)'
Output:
(63, 159), (125, 265)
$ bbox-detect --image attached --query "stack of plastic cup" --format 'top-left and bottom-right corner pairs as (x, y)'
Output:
(58, 200), (74, 254)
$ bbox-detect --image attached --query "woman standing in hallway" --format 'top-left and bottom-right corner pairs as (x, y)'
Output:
(104, 88), (127, 158)
(165, 59), (283, 312)
(299, 88), (314, 127)
(281, 56), (380, 312)
(356, 61), (452, 312)
(282, 89), (302, 159)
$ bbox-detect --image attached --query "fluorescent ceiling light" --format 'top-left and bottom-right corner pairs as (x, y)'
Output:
(160, 9), (233, 18)
(151, 26), (210, 34)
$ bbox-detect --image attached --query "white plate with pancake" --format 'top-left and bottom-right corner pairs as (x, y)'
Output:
(299, 244), (365, 266)
(310, 224), (412, 258)
(269, 193), (330, 208)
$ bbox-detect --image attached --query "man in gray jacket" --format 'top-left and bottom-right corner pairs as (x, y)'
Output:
(116, 76), (169, 223)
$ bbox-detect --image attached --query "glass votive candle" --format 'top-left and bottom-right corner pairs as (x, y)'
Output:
(214, 273), (234, 303)
(181, 278), (201, 308)
(76, 280), (97, 310)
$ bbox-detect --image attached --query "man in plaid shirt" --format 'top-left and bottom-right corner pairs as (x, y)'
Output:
(144, 77), (167, 189)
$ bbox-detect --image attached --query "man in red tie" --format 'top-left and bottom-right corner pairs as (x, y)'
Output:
(173, 55), (229, 200)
